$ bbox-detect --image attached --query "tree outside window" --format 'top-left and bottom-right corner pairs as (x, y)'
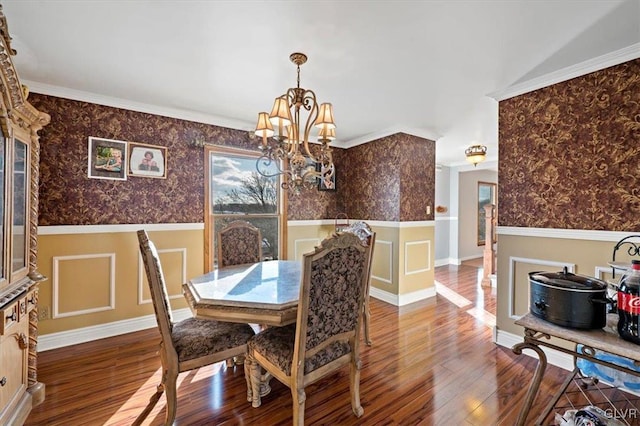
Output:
(210, 151), (280, 266)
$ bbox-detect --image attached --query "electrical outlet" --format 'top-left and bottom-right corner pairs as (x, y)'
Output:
(38, 306), (49, 321)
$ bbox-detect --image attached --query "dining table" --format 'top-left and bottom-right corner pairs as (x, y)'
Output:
(182, 259), (302, 326)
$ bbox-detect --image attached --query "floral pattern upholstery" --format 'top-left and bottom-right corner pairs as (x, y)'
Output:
(248, 324), (351, 375)
(339, 221), (375, 345)
(248, 233), (366, 375)
(306, 246), (364, 348)
(138, 229), (255, 362)
(218, 221), (262, 267)
(173, 317), (255, 362)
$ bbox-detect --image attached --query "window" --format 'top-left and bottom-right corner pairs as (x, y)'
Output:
(206, 146), (282, 269)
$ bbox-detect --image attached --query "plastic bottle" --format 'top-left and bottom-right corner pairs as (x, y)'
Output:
(617, 259), (640, 344)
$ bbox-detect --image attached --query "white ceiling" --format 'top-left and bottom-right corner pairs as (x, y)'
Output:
(3, 1), (639, 167)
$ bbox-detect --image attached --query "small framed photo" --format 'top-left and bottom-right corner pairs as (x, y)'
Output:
(128, 142), (167, 179)
(316, 163), (336, 191)
(88, 137), (127, 180)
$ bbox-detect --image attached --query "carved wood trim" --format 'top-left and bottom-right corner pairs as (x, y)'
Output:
(0, 4), (50, 396)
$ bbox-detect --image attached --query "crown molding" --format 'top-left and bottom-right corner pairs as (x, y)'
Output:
(23, 81), (443, 150)
(23, 80), (346, 149)
(489, 43), (640, 101)
(339, 125), (440, 149)
(22, 80), (254, 131)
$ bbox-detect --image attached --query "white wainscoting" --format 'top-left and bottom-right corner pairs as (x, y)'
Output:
(137, 247), (187, 305)
(38, 308), (192, 352)
(52, 253), (116, 318)
(508, 256), (575, 320)
(293, 238), (321, 260)
(404, 240), (431, 275)
(371, 239), (393, 285)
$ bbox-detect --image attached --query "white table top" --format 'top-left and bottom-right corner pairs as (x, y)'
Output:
(183, 260), (302, 326)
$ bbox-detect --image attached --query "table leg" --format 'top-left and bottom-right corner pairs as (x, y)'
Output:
(245, 356), (272, 408)
(534, 368), (578, 425)
(512, 341), (548, 426)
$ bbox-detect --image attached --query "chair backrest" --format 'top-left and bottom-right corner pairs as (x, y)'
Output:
(137, 230), (174, 346)
(293, 232), (370, 374)
(341, 221), (376, 282)
(217, 220), (262, 267)
(341, 221), (373, 244)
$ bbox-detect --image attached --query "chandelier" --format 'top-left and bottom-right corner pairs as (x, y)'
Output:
(465, 144), (487, 167)
(254, 52), (335, 193)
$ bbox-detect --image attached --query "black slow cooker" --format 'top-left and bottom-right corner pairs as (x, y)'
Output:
(529, 267), (609, 329)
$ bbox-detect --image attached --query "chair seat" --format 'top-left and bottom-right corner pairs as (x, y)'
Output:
(172, 318), (255, 362)
(248, 324), (351, 375)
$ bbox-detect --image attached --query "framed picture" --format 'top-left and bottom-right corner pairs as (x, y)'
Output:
(88, 137), (127, 180)
(316, 163), (336, 191)
(128, 142), (167, 179)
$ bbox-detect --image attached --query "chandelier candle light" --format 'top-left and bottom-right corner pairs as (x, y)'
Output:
(465, 144), (487, 167)
(254, 52), (336, 193)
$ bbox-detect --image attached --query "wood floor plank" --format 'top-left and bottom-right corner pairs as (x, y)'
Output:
(24, 260), (636, 425)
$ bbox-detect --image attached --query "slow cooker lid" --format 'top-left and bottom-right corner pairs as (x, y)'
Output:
(529, 267), (607, 290)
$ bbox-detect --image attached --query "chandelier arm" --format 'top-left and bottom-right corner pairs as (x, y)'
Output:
(301, 90), (320, 163)
(285, 89), (298, 158)
(301, 167), (321, 182)
(256, 150), (290, 178)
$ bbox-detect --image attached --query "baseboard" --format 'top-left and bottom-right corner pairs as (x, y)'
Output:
(38, 308), (192, 351)
(39, 286), (436, 350)
(435, 258), (452, 267)
(369, 286), (437, 307)
(436, 257), (465, 266)
(459, 255), (483, 262)
(495, 328), (574, 371)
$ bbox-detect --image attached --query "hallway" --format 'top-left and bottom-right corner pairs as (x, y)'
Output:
(435, 258), (497, 328)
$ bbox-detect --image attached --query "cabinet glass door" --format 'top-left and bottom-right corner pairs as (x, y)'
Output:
(12, 139), (27, 274)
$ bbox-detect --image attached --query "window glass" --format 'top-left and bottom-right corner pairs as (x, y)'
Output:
(0, 135), (5, 279)
(210, 151), (280, 265)
(12, 139), (27, 272)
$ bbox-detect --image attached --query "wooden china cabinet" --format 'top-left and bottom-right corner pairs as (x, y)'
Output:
(0, 6), (50, 425)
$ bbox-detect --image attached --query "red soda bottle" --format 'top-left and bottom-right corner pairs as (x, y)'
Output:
(617, 259), (640, 344)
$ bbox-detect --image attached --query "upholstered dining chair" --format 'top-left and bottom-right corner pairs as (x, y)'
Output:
(217, 220), (263, 366)
(341, 221), (376, 346)
(217, 220), (262, 268)
(246, 232), (371, 426)
(134, 230), (255, 426)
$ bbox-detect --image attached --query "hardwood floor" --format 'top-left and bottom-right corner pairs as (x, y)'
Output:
(25, 260), (578, 425)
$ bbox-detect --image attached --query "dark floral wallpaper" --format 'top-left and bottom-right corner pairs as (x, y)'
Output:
(30, 94), (435, 225)
(400, 136), (436, 221)
(30, 94), (344, 224)
(339, 133), (435, 222)
(286, 147), (345, 220)
(498, 58), (640, 231)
